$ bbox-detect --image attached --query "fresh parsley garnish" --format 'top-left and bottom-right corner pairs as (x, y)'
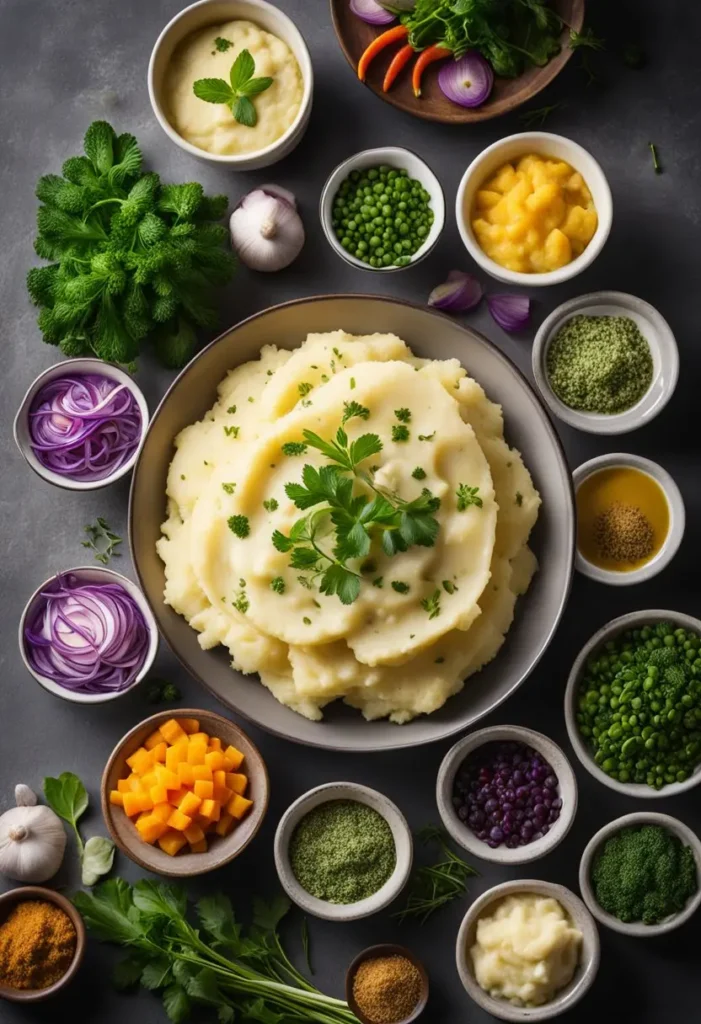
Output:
(649, 142), (662, 174)
(214, 36), (233, 52)
(421, 589), (441, 619)
(342, 401), (370, 424)
(227, 405), (237, 414)
(515, 491), (523, 507)
(228, 515), (250, 538)
(282, 442), (308, 456)
(193, 48), (274, 128)
(222, 482), (236, 495)
(82, 517), (121, 565)
(233, 587), (249, 614)
(144, 679), (181, 704)
(569, 26), (605, 51)
(302, 616), (312, 625)
(350, 377), (356, 390)
(412, 467), (427, 480)
(391, 581), (410, 594)
(394, 408), (411, 423)
(263, 498), (279, 512)
(373, 577), (384, 588)
(393, 826), (478, 923)
(456, 484), (483, 511)
(298, 382), (313, 397)
(392, 424), (410, 442)
(270, 576), (285, 594)
(224, 425), (240, 438)
(418, 432), (435, 442)
(442, 580), (457, 594)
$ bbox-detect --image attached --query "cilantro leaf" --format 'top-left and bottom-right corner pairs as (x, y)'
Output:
(263, 498), (278, 512)
(272, 530), (294, 553)
(421, 589), (441, 619)
(391, 580), (410, 594)
(349, 433), (383, 466)
(270, 576), (285, 594)
(222, 482), (236, 495)
(412, 467), (426, 480)
(392, 424), (410, 442)
(214, 37), (233, 52)
(342, 400), (370, 424)
(456, 484), (483, 511)
(281, 441), (307, 456)
(394, 408), (411, 423)
(319, 565), (360, 605)
(227, 515), (250, 538)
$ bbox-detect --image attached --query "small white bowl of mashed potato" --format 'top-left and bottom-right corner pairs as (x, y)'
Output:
(148, 0), (313, 169)
(456, 133), (612, 287)
(456, 880), (600, 1021)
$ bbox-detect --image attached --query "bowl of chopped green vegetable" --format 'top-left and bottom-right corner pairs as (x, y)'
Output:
(320, 147), (445, 272)
(564, 611), (701, 798)
(579, 812), (701, 936)
(532, 292), (679, 434)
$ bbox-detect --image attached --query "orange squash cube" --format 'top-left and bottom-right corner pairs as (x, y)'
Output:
(227, 794), (253, 820)
(213, 785), (231, 805)
(183, 823), (205, 845)
(227, 773), (248, 795)
(194, 780), (214, 800)
(128, 775), (143, 793)
(215, 812), (235, 837)
(204, 750), (226, 772)
(191, 765), (213, 782)
(187, 739), (208, 766)
(149, 784), (169, 806)
(158, 829), (187, 856)
(223, 745), (245, 771)
(189, 839), (208, 853)
(208, 737), (223, 752)
(212, 770), (227, 788)
(144, 728), (166, 751)
(153, 765), (181, 790)
(178, 791), (202, 818)
(178, 718), (200, 734)
(152, 802), (173, 823)
(189, 732), (209, 744)
(126, 747), (153, 774)
(167, 808), (192, 831)
(109, 790), (124, 807)
(122, 792), (145, 817)
(150, 742), (168, 763)
(136, 814), (169, 845)
(159, 718), (188, 746)
(199, 798), (220, 822)
(176, 762), (196, 786)
(117, 778), (131, 794)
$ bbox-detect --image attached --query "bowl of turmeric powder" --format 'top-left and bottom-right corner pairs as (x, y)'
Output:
(0, 886), (85, 1002)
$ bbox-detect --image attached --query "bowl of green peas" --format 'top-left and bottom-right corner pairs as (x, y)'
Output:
(320, 146), (445, 272)
(564, 610), (701, 798)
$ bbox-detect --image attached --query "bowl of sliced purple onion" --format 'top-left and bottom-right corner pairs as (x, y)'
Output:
(436, 725), (578, 865)
(13, 358), (148, 491)
(19, 567), (159, 704)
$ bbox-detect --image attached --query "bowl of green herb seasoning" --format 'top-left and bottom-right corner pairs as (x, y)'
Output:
(532, 291), (679, 435)
(579, 813), (701, 936)
(274, 782), (412, 921)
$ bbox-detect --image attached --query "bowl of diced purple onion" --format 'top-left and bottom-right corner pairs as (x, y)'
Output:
(436, 725), (578, 864)
(13, 358), (148, 491)
(19, 567), (159, 704)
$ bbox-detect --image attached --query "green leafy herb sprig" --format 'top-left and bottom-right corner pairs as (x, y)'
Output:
(272, 424), (441, 605)
(193, 49), (273, 128)
(74, 880), (356, 1024)
(393, 826), (478, 923)
(144, 679), (182, 705)
(82, 517), (122, 565)
(44, 771), (115, 886)
(27, 120), (235, 368)
(520, 102), (565, 129)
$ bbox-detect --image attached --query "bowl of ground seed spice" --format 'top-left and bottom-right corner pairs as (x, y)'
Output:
(274, 782), (413, 921)
(533, 291), (678, 435)
(579, 812), (701, 936)
(346, 944), (429, 1024)
(0, 886), (85, 1002)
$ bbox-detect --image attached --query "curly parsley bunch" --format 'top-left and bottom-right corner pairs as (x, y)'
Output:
(27, 121), (236, 368)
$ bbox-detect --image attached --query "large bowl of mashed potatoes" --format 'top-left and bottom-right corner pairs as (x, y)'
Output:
(130, 296), (574, 751)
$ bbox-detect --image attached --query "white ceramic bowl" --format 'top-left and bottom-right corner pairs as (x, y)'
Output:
(273, 782), (413, 921)
(19, 566), (159, 705)
(456, 879), (600, 1022)
(13, 358), (149, 492)
(532, 291), (679, 434)
(319, 147), (445, 272)
(436, 726), (577, 866)
(456, 132), (612, 287)
(572, 454), (685, 585)
(579, 812), (701, 937)
(148, 0), (313, 170)
(564, 609), (701, 798)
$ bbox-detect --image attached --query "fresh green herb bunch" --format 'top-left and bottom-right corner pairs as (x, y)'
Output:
(394, 826), (478, 923)
(576, 622), (701, 789)
(27, 121), (236, 368)
(74, 879), (357, 1024)
(401, 0), (562, 76)
(592, 824), (698, 924)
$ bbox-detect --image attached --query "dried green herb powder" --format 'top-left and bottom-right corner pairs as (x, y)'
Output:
(289, 800), (396, 904)
(546, 314), (653, 414)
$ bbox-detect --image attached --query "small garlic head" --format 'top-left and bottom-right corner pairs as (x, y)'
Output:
(0, 789), (67, 883)
(229, 188), (305, 272)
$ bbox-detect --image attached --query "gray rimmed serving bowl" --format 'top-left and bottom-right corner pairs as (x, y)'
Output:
(13, 358), (148, 491)
(18, 566), (159, 705)
(273, 782), (413, 921)
(532, 291), (679, 434)
(564, 609), (701, 798)
(579, 812), (701, 937)
(573, 453), (685, 585)
(319, 148), (445, 272)
(437, 726), (578, 865)
(455, 879), (600, 1021)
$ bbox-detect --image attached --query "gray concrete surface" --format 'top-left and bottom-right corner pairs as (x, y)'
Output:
(1, 0), (700, 1020)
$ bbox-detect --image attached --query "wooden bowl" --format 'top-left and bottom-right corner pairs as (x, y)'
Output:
(346, 943), (429, 1023)
(0, 886), (86, 1002)
(101, 708), (269, 877)
(330, 0), (585, 124)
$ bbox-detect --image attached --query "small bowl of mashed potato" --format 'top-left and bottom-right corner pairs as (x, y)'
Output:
(456, 133), (612, 287)
(148, 0), (313, 169)
(456, 879), (600, 1021)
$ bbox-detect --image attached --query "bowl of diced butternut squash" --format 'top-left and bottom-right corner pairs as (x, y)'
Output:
(101, 709), (269, 876)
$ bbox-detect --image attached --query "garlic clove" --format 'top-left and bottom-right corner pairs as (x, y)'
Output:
(258, 183), (297, 209)
(230, 188), (305, 273)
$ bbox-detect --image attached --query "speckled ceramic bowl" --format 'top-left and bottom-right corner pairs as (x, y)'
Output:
(273, 782), (412, 921)
(346, 944), (429, 1024)
(456, 879), (600, 1021)
(579, 812), (701, 937)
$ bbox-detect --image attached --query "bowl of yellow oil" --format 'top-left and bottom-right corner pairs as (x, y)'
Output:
(573, 454), (685, 585)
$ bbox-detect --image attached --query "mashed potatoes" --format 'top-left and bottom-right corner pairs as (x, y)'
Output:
(158, 332), (540, 723)
(471, 154), (598, 273)
(471, 894), (582, 1006)
(165, 20), (303, 156)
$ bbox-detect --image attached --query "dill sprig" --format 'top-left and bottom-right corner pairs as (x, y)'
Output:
(393, 825), (478, 923)
(82, 517), (122, 565)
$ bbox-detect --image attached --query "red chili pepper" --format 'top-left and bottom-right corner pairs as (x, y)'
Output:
(357, 24), (409, 82)
(383, 44), (415, 92)
(412, 44), (452, 97)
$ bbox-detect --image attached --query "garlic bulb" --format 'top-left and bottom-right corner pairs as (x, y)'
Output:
(0, 784), (66, 882)
(229, 187), (305, 272)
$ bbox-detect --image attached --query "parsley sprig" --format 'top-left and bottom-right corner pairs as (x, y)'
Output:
(83, 517), (122, 565)
(193, 49), (273, 128)
(273, 425), (441, 605)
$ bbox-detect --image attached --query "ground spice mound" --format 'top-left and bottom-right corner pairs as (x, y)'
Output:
(0, 900), (76, 990)
(593, 502), (654, 563)
(353, 954), (422, 1024)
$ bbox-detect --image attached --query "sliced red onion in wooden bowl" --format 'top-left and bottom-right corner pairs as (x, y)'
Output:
(349, 0), (396, 25)
(438, 51), (494, 108)
(428, 270), (483, 313)
(487, 293), (531, 332)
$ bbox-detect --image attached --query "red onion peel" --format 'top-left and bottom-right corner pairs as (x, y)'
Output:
(349, 0), (396, 25)
(487, 293), (531, 332)
(438, 51), (494, 108)
(428, 270), (483, 313)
